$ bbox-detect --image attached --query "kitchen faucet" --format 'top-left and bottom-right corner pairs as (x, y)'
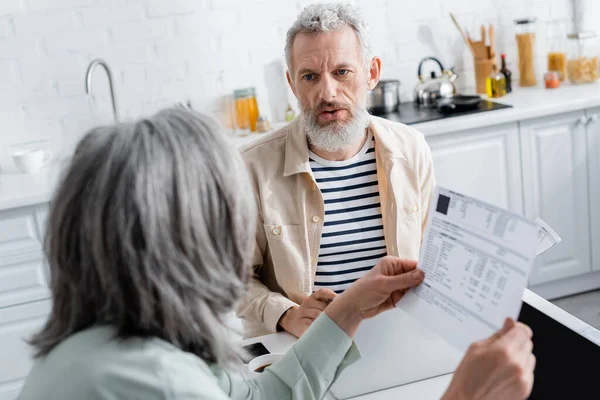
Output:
(85, 59), (119, 122)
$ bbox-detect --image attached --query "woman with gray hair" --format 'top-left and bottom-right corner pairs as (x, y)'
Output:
(18, 108), (534, 400)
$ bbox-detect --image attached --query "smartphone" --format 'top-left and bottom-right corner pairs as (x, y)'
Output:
(241, 342), (270, 363)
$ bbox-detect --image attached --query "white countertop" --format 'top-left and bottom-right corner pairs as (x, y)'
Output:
(0, 156), (66, 211)
(239, 289), (600, 400)
(1, 82), (599, 212)
(410, 82), (600, 136)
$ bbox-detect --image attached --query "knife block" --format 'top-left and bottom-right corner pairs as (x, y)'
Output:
(474, 57), (497, 94)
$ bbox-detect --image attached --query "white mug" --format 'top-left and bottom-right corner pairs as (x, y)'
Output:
(12, 149), (52, 174)
(246, 353), (284, 379)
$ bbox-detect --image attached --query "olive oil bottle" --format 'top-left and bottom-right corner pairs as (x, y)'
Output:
(486, 65), (507, 98)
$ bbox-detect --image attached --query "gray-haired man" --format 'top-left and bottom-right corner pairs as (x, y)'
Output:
(238, 3), (434, 339)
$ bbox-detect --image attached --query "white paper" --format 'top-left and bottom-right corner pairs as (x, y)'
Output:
(535, 217), (562, 256)
(398, 186), (539, 351)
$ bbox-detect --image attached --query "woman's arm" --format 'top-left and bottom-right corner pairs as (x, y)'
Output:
(217, 313), (360, 400)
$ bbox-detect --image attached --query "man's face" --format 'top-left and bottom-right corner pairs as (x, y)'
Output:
(287, 26), (380, 151)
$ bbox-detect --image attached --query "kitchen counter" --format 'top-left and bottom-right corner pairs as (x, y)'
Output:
(411, 82), (600, 136)
(2, 82), (599, 212)
(0, 156), (66, 211)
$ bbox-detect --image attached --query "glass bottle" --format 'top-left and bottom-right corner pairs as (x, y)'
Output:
(515, 18), (537, 87)
(246, 87), (260, 132)
(284, 104), (296, 122)
(566, 31), (599, 84)
(234, 88), (250, 136)
(547, 22), (567, 81)
(486, 65), (506, 98)
(500, 53), (513, 93)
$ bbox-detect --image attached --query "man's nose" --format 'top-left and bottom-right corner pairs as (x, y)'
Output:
(318, 74), (338, 103)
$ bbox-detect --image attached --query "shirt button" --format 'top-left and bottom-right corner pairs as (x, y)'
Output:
(272, 227), (281, 235)
(412, 204), (419, 212)
(312, 216), (320, 223)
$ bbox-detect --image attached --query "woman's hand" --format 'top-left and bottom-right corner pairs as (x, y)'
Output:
(324, 256), (424, 337)
(442, 318), (535, 400)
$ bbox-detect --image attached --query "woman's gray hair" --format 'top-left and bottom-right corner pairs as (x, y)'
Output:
(29, 108), (256, 366)
(285, 3), (372, 68)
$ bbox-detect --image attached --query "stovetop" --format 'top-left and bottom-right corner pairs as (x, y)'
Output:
(374, 100), (512, 125)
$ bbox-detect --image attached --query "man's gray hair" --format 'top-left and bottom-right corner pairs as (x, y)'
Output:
(29, 108), (256, 367)
(285, 3), (372, 69)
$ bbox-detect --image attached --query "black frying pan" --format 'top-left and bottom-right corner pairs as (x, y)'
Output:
(437, 95), (482, 113)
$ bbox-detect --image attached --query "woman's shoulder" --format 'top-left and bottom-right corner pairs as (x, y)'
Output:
(19, 326), (228, 400)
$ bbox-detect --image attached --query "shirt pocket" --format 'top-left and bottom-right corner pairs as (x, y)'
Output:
(263, 224), (309, 291)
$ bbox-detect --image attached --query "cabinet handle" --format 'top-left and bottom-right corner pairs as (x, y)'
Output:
(589, 114), (599, 124)
(578, 116), (589, 125)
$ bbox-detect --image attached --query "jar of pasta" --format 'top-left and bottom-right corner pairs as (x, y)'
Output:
(566, 31), (599, 84)
(515, 18), (537, 87)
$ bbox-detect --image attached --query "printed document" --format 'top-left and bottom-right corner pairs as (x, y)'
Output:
(536, 217), (562, 256)
(398, 187), (539, 351)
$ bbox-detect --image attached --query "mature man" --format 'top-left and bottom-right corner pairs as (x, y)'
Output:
(238, 3), (435, 339)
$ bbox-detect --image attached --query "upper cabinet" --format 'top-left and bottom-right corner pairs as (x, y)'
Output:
(426, 122), (524, 214)
(520, 111), (592, 285)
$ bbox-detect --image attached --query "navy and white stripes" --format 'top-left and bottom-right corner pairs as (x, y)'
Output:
(310, 132), (387, 293)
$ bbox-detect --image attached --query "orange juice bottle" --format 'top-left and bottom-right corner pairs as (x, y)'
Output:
(247, 87), (259, 132)
(234, 89), (250, 135)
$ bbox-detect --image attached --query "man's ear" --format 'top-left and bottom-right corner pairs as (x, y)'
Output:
(367, 56), (382, 90)
(286, 70), (297, 97)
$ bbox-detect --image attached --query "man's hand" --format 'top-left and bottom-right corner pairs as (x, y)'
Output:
(278, 289), (337, 337)
(442, 318), (536, 400)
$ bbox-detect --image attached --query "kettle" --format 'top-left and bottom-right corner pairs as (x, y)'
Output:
(414, 57), (458, 108)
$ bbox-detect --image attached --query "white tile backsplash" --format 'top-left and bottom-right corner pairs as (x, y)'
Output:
(0, 0), (22, 16)
(0, 0), (577, 154)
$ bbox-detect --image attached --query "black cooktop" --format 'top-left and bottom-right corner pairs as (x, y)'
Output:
(374, 100), (512, 125)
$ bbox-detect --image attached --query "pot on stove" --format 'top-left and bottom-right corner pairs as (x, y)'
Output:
(367, 79), (400, 115)
(414, 57), (458, 108)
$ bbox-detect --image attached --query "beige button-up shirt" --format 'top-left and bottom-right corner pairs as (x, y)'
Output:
(238, 116), (436, 338)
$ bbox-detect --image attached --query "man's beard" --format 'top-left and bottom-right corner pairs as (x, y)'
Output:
(301, 98), (371, 153)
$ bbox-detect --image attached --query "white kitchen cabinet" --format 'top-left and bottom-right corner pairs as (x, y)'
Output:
(0, 300), (51, 400)
(0, 204), (50, 400)
(587, 107), (600, 272)
(0, 206), (49, 309)
(520, 111), (592, 285)
(426, 122), (524, 214)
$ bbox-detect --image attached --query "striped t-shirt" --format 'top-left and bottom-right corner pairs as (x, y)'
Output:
(310, 131), (387, 293)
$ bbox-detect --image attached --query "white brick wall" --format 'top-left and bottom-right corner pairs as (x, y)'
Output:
(0, 0), (576, 155)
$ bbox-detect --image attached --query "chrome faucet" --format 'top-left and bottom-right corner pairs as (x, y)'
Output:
(85, 59), (119, 122)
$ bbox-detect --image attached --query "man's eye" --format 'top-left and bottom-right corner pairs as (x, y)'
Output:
(302, 74), (315, 81)
(338, 69), (349, 76)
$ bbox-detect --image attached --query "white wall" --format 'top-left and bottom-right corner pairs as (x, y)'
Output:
(0, 0), (574, 155)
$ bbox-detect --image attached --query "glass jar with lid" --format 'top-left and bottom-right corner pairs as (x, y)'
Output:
(515, 18), (537, 87)
(566, 31), (599, 84)
(547, 21), (567, 81)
